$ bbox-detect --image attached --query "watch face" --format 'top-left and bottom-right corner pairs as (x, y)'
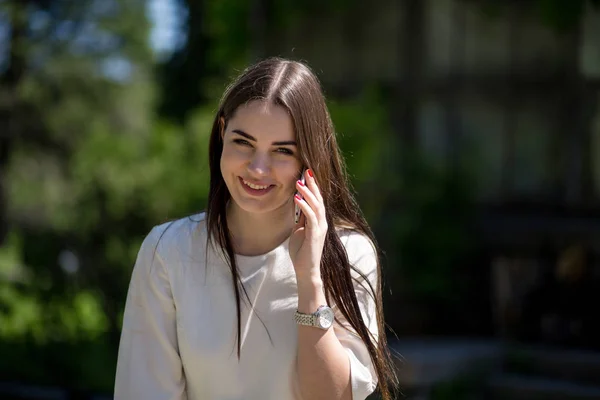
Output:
(317, 306), (334, 329)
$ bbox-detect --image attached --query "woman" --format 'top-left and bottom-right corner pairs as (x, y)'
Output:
(114, 57), (398, 400)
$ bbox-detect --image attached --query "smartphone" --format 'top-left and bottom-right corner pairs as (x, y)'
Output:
(294, 169), (307, 224)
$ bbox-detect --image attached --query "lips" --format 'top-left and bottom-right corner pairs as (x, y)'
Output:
(238, 177), (275, 196)
(241, 178), (271, 190)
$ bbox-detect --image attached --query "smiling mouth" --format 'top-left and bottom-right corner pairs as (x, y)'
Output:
(240, 178), (273, 190)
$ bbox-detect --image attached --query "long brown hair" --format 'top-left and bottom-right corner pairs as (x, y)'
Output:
(206, 57), (398, 399)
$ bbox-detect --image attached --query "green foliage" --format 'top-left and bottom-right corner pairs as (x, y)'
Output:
(0, 233), (115, 392)
(205, 0), (252, 69)
(327, 89), (402, 227)
(0, 338), (117, 393)
(384, 147), (479, 304)
(329, 88), (393, 186)
(1, 0), (161, 393)
(3, 105), (216, 392)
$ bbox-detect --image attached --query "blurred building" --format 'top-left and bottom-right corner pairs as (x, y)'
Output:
(256, 0), (600, 350)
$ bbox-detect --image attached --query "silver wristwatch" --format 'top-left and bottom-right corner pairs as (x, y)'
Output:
(294, 305), (335, 330)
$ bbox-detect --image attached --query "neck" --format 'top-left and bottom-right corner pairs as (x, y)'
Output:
(226, 200), (294, 256)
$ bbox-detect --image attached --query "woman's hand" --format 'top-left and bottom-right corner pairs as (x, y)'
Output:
(289, 169), (327, 283)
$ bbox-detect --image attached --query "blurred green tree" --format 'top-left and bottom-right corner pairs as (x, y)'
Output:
(0, 0), (164, 391)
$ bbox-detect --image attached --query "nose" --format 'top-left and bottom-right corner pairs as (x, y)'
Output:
(247, 152), (271, 177)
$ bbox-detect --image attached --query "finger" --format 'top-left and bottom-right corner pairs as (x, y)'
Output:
(294, 194), (318, 229)
(305, 169), (324, 204)
(296, 180), (318, 208)
(296, 180), (324, 221)
(294, 201), (306, 228)
(295, 211), (306, 228)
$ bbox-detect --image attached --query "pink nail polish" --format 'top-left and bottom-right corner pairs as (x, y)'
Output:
(297, 180), (304, 186)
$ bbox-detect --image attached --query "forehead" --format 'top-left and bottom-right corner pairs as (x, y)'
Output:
(228, 100), (295, 140)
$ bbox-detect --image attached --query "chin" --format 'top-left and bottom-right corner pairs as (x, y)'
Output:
(233, 196), (284, 214)
(230, 193), (292, 217)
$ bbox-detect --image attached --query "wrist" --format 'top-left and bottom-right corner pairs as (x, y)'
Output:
(296, 275), (326, 314)
(295, 268), (322, 285)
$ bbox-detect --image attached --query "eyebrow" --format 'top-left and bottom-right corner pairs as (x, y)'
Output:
(232, 129), (297, 146)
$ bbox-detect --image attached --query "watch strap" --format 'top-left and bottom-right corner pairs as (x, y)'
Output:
(294, 311), (317, 327)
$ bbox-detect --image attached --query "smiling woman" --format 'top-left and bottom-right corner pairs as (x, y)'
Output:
(220, 101), (301, 223)
(114, 57), (399, 400)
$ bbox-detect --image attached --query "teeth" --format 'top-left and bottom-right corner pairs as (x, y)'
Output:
(243, 180), (269, 190)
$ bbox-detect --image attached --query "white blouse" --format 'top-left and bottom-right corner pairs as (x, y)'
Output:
(114, 213), (379, 400)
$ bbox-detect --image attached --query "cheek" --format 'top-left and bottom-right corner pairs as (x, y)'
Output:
(221, 145), (247, 171)
(273, 159), (302, 185)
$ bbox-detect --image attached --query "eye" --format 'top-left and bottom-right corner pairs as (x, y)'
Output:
(233, 138), (252, 147)
(276, 148), (294, 155)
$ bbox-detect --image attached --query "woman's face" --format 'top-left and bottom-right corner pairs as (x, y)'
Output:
(220, 100), (302, 217)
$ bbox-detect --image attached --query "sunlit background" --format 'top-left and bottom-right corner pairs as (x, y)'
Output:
(2, 0), (600, 399)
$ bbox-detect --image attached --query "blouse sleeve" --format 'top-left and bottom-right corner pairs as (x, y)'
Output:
(333, 233), (380, 400)
(114, 226), (187, 400)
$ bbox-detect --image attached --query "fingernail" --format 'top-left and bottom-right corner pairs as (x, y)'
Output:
(297, 180), (304, 186)
(294, 194), (302, 200)
(307, 169), (314, 178)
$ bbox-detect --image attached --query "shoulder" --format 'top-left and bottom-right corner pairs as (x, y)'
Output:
(336, 228), (378, 277)
(142, 212), (207, 259)
(337, 229), (377, 260)
(336, 229), (380, 321)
